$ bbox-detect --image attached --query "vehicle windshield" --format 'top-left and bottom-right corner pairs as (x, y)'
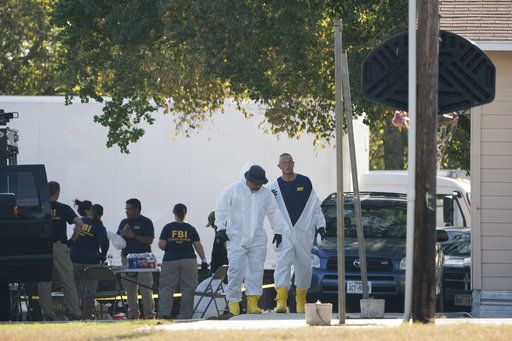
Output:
(0, 171), (40, 207)
(440, 230), (470, 256)
(323, 196), (407, 239)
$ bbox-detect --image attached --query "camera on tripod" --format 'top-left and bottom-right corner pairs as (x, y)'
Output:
(0, 110), (18, 126)
(0, 109), (19, 165)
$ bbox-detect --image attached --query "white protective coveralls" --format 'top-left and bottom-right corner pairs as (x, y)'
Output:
(270, 178), (326, 290)
(215, 164), (286, 302)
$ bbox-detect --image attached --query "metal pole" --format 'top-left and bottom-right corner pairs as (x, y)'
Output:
(334, 19), (346, 325)
(403, 0), (417, 323)
(341, 53), (369, 299)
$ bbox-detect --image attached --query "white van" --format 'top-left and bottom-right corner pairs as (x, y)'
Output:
(359, 171), (471, 228)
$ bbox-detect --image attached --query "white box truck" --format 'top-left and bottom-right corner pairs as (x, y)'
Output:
(359, 170), (471, 228)
(1, 96), (370, 269)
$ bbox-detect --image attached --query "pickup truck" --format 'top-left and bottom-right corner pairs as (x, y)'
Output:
(0, 165), (53, 321)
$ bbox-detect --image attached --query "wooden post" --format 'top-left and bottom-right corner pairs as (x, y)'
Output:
(412, 0), (439, 323)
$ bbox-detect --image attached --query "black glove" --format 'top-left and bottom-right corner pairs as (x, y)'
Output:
(316, 227), (326, 240)
(272, 234), (282, 248)
(201, 262), (209, 271)
(65, 239), (74, 247)
(216, 229), (229, 243)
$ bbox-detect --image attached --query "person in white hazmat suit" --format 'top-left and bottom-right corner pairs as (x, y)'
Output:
(269, 153), (326, 313)
(215, 163), (286, 316)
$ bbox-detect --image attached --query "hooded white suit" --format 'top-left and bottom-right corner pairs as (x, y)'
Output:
(215, 164), (286, 302)
(270, 176), (325, 290)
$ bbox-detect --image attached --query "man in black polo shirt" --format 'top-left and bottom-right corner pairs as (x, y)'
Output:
(270, 153), (326, 313)
(38, 181), (84, 321)
(117, 198), (155, 319)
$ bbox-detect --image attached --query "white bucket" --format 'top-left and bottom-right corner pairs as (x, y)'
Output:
(360, 298), (385, 318)
(305, 302), (332, 326)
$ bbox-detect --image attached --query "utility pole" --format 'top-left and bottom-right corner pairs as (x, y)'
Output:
(412, 0), (439, 323)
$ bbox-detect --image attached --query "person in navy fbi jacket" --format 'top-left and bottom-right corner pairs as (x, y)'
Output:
(70, 202), (109, 319)
(158, 203), (207, 319)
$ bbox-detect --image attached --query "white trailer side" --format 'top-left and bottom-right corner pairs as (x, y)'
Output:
(1, 96), (369, 268)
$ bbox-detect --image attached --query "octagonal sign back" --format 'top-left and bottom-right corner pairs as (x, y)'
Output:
(361, 30), (496, 114)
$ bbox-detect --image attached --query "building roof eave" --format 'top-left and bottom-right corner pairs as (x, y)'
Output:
(474, 41), (512, 51)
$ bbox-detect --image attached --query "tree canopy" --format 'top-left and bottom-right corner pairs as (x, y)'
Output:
(49, 0), (408, 152)
(0, 0), (64, 95)
(1, 0), (468, 171)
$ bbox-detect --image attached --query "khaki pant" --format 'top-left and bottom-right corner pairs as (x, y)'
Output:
(73, 263), (99, 319)
(121, 257), (155, 319)
(158, 258), (198, 319)
(38, 242), (82, 319)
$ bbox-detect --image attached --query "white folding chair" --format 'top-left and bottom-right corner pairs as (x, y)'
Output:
(192, 265), (228, 318)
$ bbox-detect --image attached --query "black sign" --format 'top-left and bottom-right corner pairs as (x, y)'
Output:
(361, 30), (496, 114)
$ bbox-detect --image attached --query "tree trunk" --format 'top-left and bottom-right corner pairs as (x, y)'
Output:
(383, 119), (407, 169)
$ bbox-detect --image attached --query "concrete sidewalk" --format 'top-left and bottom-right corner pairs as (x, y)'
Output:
(155, 312), (512, 331)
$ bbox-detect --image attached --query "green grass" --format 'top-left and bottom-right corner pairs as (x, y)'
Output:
(0, 320), (168, 341)
(1, 320), (512, 340)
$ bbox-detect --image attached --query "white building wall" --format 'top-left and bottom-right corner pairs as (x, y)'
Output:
(0, 96), (369, 268)
(472, 51), (512, 316)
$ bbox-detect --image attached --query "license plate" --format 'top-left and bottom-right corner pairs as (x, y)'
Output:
(454, 293), (472, 306)
(346, 280), (372, 294)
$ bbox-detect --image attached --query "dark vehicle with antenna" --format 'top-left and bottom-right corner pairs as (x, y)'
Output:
(0, 110), (53, 321)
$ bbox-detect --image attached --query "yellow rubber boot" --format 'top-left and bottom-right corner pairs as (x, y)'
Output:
(246, 295), (262, 314)
(228, 301), (240, 316)
(275, 288), (288, 313)
(296, 288), (307, 313)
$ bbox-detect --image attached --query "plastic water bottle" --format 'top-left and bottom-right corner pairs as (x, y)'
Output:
(127, 253), (137, 269)
(106, 254), (113, 267)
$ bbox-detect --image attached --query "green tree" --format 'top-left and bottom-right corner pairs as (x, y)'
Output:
(1, 1), (467, 172)
(0, 0), (63, 95)
(51, 0), (409, 152)
(441, 114), (470, 172)
(369, 111), (408, 170)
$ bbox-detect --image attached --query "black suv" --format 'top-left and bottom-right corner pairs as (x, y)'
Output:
(309, 192), (446, 312)
(0, 165), (53, 320)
